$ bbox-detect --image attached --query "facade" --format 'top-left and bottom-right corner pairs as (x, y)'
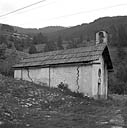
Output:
(13, 31), (113, 99)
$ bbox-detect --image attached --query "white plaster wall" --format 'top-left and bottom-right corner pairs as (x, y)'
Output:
(14, 70), (21, 80)
(104, 62), (108, 97)
(50, 65), (92, 96)
(15, 68), (49, 86)
(78, 65), (92, 96)
(50, 66), (78, 91)
(101, 56), (108, 98)
(101, 56), (104, 96)
(92, 64), (101, 97)
(14, 61), (108, 98)
(92, 56), (108, 98)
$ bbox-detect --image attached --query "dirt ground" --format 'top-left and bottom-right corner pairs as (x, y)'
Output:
(0, 75), (127, 128)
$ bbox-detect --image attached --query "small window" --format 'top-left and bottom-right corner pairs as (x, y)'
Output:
(99, 32), (104, 43)
(98, 68), (101, 77)
(99, 32), (104, 38)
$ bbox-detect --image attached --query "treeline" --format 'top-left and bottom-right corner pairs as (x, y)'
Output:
(1, 17), (127, 54)
(108, 25), (127, 94)
(1, 24), (14, 32)
(109, 24), (127, 47)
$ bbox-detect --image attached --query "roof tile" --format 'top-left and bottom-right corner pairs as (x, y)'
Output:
(13, 43), (108, 68)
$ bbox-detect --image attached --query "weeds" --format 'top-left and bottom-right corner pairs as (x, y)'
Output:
(57, 82), (84, 98)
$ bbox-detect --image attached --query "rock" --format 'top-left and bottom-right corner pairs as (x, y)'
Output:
(111, 126), (123, 128)
(45, 115), (51, 118)
(0, 121), (4, 125)
(44, 100), (48, 104)
(110, 114), (124, 126)
(61, 98), (65, 101)
(26, 103), (32, 107)
(26, 124), (30, 127)
(4, 112), (11, 117)
(96, 121), (109, 125)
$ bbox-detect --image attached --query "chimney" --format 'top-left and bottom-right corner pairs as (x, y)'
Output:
(96, 31), (108, 45)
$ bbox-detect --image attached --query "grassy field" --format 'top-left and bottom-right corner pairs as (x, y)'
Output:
(0, 75), (126, 128)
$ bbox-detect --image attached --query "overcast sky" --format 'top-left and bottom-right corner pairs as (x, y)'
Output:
(0, 0), (127, 28)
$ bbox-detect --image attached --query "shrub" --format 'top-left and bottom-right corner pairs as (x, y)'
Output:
(29, 45), (37, 54)
(112, 82), (126, 95)
(71, 91), (84, 98)
(57, 82), (84, 98)
(57, 82), (68, 90)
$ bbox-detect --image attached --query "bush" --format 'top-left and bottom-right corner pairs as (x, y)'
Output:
(57, 82), (68, 90)
(111, 82), (127, 95)
(71, 91), (84, 98)
(57, 82), (84, 98)
(29, 45), (37, 54)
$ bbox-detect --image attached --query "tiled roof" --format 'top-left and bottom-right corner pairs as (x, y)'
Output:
(13, 43), (113, 69)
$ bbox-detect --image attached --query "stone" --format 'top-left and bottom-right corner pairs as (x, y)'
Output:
(0, 121), (4, 125)
(26, 124), (30, 127)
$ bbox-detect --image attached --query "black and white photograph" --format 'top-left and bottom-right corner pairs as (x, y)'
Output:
(0, 0), (127, 127)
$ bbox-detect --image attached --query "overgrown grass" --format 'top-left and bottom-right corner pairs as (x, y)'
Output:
(57, 82), (85, 98)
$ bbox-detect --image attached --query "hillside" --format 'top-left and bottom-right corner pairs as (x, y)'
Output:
(13, 26), (67, 34)
(0, 47), (28, 76)
(0, 75), (127, 128)
(1, 16), (127, 46)
(45, 16), (127, 44)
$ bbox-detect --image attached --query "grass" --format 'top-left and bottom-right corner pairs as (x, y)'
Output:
(0, 75), (127, 128)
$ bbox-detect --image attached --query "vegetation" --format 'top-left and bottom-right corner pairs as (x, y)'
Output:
(32, 32), (48, 44)
(0, 35), (7, 44)
(57, 82), (85, 98)
(1, 16), (127, 94)
(1, 24), (14, 32)
(108, 25), (127, 94)
(44, 41), (56, 52)
(13, 26), (66, 34)
(109, 47), (127, 94)
(0, 44), (6, 59)
(0, 75), (127, 128)
(66, 39), (78, 49)
(56, 36), (64, 50)
(29, 45), (37, 54)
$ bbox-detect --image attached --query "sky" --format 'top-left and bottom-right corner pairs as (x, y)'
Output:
(0, 0), (127, 28)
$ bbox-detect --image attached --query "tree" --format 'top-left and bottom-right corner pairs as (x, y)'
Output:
(117, 25), (127, 47)
(44, 41), (56, 52)
(29, 45), (37, 54)
(9, 35), (14, 42)
(1, 24), (14, 32)
(33, 36), (38, 44)
(79, 34), (83, 43)
(110, 30), (127, 94)
(109, 25), (118, 46)
(57, 36), (64, 50)
(67, 39), (78, 49)
(0, 44), (6, 59)
(32, 33), (48, 44)
(14, 40), (23, 51)
(0, 35), (7, 44)
(23, 37), (32, 48)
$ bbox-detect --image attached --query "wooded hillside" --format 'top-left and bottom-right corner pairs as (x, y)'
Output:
(0, 16), (127, 94)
